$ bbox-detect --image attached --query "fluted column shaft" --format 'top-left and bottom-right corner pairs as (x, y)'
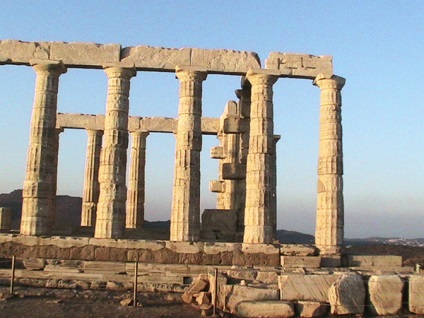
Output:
(50, 128), (63, 229)
(21, 60), (66, 236)
(243, 71), (278, 244)
(314, 75), (346, 254)
(95, 66), (136, 239)
(81, 129), (103, 227)
(270, 135), (281, 240)
(126, 130), (149, 229)
(170, 68), (207, 241)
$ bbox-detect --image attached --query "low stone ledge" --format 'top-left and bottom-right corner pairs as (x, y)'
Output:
(236, 300), (295, 318)
(281, 256), (321, 268)
(347, 255), (402, 267)
(280, 244), (317, 256)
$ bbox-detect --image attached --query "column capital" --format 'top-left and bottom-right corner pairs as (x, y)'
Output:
(245, 69), (279, 86)
(313, 74), (346, 90)
(104, 65), (137, 79)
(30, 59), (67, 76)
(175, 66), (207, 82)
(86, 129), (104, 137)
(131, 130), (150, 138)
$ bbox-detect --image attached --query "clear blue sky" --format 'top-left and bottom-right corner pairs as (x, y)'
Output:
(0, 1), (423, 238)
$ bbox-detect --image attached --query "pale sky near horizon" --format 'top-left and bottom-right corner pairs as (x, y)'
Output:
(0, 1), (423, 239)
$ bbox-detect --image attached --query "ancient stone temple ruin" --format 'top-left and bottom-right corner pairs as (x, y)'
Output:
(1, 40), (421, 317)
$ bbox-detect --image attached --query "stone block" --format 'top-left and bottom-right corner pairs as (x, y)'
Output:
(0, 40), (50, 63)
(295, 301), (327, 318)
(166, 241), (203, 254)
(242, 244), (279, 255)
(203, 242), (238, 254)
(210, 146), (225, 159)
(222, 117), (242, 133)
(50, 42), (120, 66)
(83, 261), (126, 274)
(255, 271), (279, 284)
(0, 208), (11, 230)
(280, 244), (317, 256)
(222, 163), (246, 180)
(409, 275), (424, 315)
(320, 255), (342, 267)
(328, 274), (365, 315)
(222, 284), (279, 314)
(209, 180), (225, 193)
(191, 48), (261, 74)
(347, 255), (402, 267)
(236, 300), (295, 318)
(201, 209), (237, 241)
(227, 266), (257, 281)
(23, 258), (46, 270)
(125, 239), (165, 251)
(281, 256), (321, 268)
(278, 274), (340, 302)
(42, 236), (90, 248)
(265, 52), (333, 79)
(368, 275), (403, 315)
(121, 45), (191, 70)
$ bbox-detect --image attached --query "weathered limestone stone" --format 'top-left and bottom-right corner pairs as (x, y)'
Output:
(182, 276), (209, 303)
(281, 256), (321, 268)
(227, 266), (257, 280)
(21, 60), (67, 235)
(314, 74), (346, 256)
(236, 300), (295, 318)
(243, 70), (279, 244)
(191, 48), (261, 74)
(126, 130), (149, 229)
(95, 66), (136, 238)
(295, 301), (327, 318)
(201, 209), (237, 241)
(265, 53), (333, 79)
(0, 40), (50, 63)
(368, 275), (403, 315)
(280, 244), (318, 256)
(81, 129), (103, 227)
(170, 68), (207, 241)
(209, 180), (225, 193)
(348, 255), (402, 267)
(0, 207), (12, 230)
(278, 274), (339, 302)
(409, 275), (424, 315)
(328, 274), (365, 315)
(222, 284), (279, 314)
(255, 271), (278, 284)
(121, 46), (191, 71)
(50, 128), (62, 229)
(50, 42), (120, 66)
(23, 258), (46, 270)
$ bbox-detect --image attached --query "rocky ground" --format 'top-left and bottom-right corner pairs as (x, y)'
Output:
(0, 286), (224, 318)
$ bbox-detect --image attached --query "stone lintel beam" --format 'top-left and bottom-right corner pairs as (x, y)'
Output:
(56, 113), (220, 135)
(0, 39), (261, 74)
(265, 52), (333, 79)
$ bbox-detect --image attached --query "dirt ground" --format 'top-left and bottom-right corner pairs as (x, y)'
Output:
(0, 286), (226, 318)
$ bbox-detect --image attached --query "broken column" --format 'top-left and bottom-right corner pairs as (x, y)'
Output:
(126, 130), (149, 229)
(170, 67), (207, 241)
(95, 66), (136, 239)
(314, 74), (346, 256)
(243, 70), (279, 244)
(81, 129), (103, 227)
(21, 59), (67, 236)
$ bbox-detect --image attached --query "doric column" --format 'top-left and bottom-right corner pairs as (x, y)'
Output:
(170, 67), (207, 241)
(95, 66), (136, 239)
(81, 129), (103, 227)
(126, 130), (149, 229)
(243, 70), (278, 244)
(50, 128), (63, 229)
(314, 74), (346, 255)
(270, 135), (281, 240)
(21, 60), (66, 236)
(235, 86), (251, 232)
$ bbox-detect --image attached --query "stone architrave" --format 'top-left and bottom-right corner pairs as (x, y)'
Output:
(94, 66), (136, 239)
(126, 130), (149, 229)
(170, 67), (207, 241)
(314, 74), (346, 255)
(243, 70), (278, 244)
(81, 129), (103, 227)
(21, 59), (67, 236)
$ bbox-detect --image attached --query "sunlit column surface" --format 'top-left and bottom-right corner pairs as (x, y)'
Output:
(21, 60), (67, 235)
(170, 68), (207, 241)
(95, 66), (136, 239)
(314, 74), (346, 255)
(81, 129), (103, 227)
(126, 130), (149, 229)
(243, 70), (278, 244)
